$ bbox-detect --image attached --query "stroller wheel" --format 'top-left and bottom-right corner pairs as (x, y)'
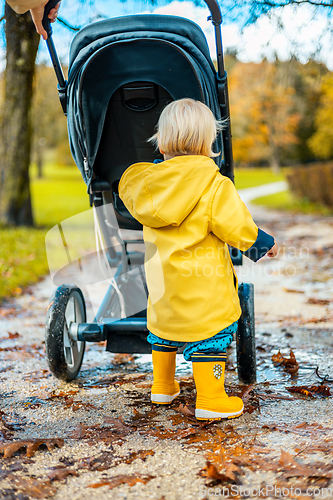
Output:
(45, 285), (86, 381)
(236, 282), (256, 384)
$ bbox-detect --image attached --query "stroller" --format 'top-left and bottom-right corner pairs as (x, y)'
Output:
(43, 0), (256, 385)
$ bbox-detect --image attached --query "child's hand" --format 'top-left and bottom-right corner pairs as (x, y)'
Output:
(267, 242), (278, 258)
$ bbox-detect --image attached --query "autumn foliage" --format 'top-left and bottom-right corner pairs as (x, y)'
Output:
(287, 162), (333, 207)
(227, 57), (331, 170)
(25, 57), (333, 175)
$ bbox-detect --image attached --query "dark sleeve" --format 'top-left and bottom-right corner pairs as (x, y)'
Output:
(242, 228), (275, 262)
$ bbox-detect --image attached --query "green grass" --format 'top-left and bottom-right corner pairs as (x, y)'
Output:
(234, 167), (285, 189)
(0, 164), (301, 304)
(252, 190), (333, 215)
(0, 163), (89, 303)
(235, 167), (333, 215)
(30, 163), (89, 227)
(0, 228), (51, 300)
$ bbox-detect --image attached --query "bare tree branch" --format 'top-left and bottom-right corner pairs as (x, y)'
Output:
(57, 17), (80, 31)
(254, 0), (333, 7)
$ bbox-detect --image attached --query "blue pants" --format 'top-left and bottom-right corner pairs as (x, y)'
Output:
(147, 321), (237, 362)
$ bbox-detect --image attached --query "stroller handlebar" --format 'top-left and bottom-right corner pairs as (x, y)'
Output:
(203, 0), (234, 181)
(203, 0), (222, 25)
(42, 0), (67, 113)
(42, 0), (59, 38)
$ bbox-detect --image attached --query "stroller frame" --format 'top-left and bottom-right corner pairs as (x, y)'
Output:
(43, 0), (256, 384)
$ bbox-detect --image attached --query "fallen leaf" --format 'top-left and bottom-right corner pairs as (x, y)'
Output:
(50, 390), (79, 399)
(47, 466), (78, 481)
(0, 307), (18, 317)
(123, 449), (155, 464)
(103, 417), (133, 433)
(0, 439), (64, 458)
(69, 422), (125, 445)
(286, 384), (331, 397)
(87, 480), (111, 489)
(199, 460), (241, 484)
(7, 332), (21, 339)
(177, 403), (195, 416)
(300, 316), (332, 324)
(307, 297), (330, 306)
(279, 450), (333, 480)
(87, 473), (155, 489)
(112, 354), (136, 365)
(10, 476), (57, 498)
(256, 392), (295, 401)
(239, 384), (254, 402)
(84, 373), (146, 389)
(23, 369), (50, 382)
(71, 401), (101, 412)
(272, 349), (299, 374)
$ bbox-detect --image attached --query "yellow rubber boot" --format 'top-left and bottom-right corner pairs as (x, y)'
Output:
(192, 354), (243, 420)
(151, 345), (180, 404)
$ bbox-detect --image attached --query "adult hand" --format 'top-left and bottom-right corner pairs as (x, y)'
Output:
(30, 1), (61, 40)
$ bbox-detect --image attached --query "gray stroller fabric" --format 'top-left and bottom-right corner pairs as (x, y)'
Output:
(66, 14), (223, 187)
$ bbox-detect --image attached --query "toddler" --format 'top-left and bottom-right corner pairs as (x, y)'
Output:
(119, 98), (277, 420)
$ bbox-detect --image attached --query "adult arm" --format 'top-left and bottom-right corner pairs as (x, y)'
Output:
(6, 0), (43, 13)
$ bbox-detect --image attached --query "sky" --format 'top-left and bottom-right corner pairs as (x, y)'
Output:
(0, 0), (332, 70)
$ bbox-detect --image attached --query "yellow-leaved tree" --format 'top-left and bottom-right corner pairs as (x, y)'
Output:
(308, 75), (333, 160)
(229, 59), (301, 173)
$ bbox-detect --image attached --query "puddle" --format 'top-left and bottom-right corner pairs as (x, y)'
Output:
(72, 325), (333, 403)
(81, 387), (109, 395)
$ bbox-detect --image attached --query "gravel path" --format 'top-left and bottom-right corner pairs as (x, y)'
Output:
(0, 185), (333, 500)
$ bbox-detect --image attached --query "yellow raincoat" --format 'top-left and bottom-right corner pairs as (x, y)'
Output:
(119, 155), (261, 342)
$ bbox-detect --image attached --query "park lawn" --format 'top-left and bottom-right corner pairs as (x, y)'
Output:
(252, 190), (333, 215)
(234, 167), (285, 189)
(0, 165), (284, 303)
(31, 164), (89, 227)
(0, 164), (89, 304)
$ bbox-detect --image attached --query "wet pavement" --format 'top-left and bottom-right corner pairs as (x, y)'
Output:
(0, 187), (332, 500)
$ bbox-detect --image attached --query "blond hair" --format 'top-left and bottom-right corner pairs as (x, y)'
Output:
(149, 98), (223, 158)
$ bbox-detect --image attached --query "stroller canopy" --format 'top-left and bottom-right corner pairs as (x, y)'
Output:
(67, 14), (223, 187)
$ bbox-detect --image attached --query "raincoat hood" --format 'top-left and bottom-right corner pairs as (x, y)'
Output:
(119, 156), (219, 228)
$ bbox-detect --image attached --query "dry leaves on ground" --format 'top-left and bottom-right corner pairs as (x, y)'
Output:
(0, 332), (21, 341)
(76, 449), (155, 472)
(83, 373), (147, 389)
(47, 465), (78, 482)
(0, 307), (18, 317)
(0, 466), (78, 499)
(9, 476), (57, 499)
(307, 297), (331, 306)
(199, 428), (333, 492)
(277, 450), (333, 489)
(87, 473), (155, 489)
(0, 438), (64, 458)
(286, 384), (331, 397)
(272, 349), (299, 374)
(199, 460), (242, 485)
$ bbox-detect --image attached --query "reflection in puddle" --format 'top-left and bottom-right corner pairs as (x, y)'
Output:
(78, 329), (332, 402)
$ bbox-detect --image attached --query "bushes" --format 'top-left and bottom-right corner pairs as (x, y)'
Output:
(287, 162), (333, 208)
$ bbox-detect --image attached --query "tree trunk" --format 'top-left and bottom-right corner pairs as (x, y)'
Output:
(36, 143), (44, 178)
(267, 125), (281, 175)
(0, 5), (39, 226)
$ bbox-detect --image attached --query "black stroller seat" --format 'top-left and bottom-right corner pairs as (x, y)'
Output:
(67, 15), (223, 231)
